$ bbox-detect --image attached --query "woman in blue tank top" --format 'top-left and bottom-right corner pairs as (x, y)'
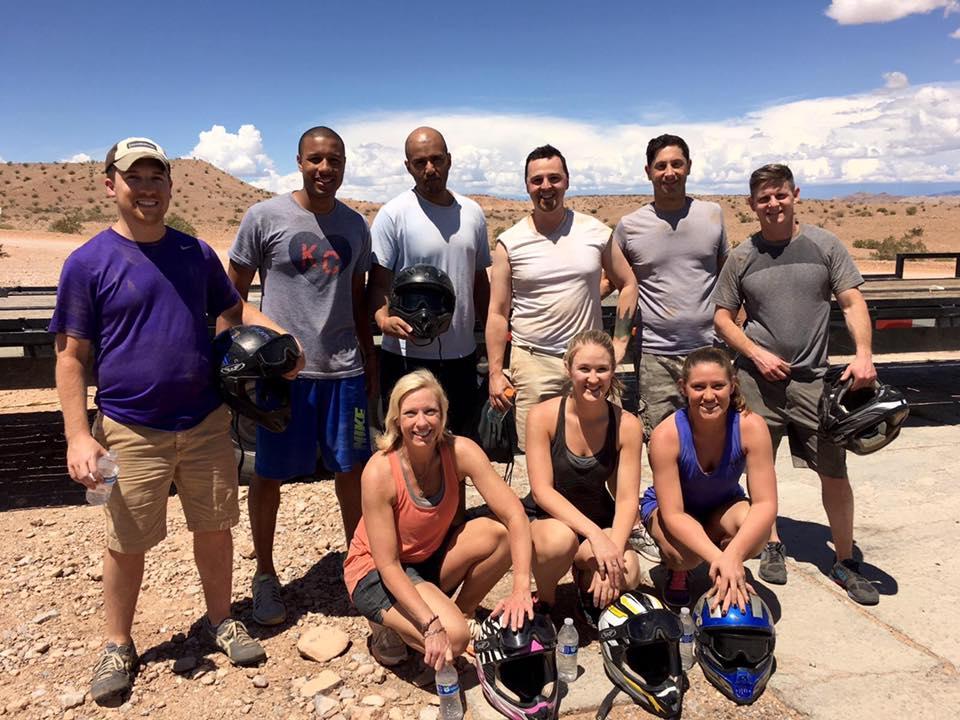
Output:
(643, 347), (778, 612)
(525, 330), (644, 625)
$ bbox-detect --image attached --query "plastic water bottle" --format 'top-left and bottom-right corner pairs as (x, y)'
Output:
(679, 607), (696, 671)
(557, 617), (579, 682)
(485, 386), (516, 426)
(435, 663), (463, 720)
(86, 452), (119, 506)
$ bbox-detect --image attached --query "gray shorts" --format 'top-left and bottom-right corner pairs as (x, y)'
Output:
(737, 368), (847, 479)
(636, 351), (694, 441)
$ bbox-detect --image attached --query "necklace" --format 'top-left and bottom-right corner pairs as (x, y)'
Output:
(401, 448), (441, 497)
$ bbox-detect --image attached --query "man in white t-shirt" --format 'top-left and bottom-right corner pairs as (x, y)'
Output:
(486, 144), (638, 450)
(367, 127), (490, 435)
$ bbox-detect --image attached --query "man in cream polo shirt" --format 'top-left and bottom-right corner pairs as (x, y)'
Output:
(486, 144), (638, 450)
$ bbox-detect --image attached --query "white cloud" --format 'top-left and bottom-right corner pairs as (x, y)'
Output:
(883, 71), (910, 89)
(62, 152), (93, 163)
(826, 0), (958, 24)
(205, 79), (960, 201)
(951, 26), (960, 36)
(189, 124), (275, 176)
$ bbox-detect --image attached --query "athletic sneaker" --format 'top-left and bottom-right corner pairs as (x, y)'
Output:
(759, 542), (788, 585)
(90, 641), (137, 704)
(830, 559), (879, 606)
(628, 522), (661, 563)
(369, 623), (408, 667)
(203, 616), (267, 666)
(251, 573), (286, 626)
(663, 569), (690, 608)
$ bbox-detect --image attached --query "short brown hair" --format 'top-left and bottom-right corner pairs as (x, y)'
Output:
(749, 163), (795, 198)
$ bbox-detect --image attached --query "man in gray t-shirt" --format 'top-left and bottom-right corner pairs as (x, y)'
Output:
(225, 126), (375, 626)
(609, 134), (728, 440)
(368, 126), (491, 435)
(712, 163), (879, 605)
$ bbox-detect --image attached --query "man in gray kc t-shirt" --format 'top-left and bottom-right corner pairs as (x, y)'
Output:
(609, 134), (728, 440)
(226, 126), (375, 626)
(712, 163), (879, 605)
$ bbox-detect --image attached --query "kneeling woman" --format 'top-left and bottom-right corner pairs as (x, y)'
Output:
(343, 370), (534, 671)
(525, 330), (644, 624)
(644, 347), (777, 612)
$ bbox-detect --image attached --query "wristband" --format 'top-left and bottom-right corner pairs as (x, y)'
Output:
(423, 625), (446, 639)
(419, 614), (439, 634)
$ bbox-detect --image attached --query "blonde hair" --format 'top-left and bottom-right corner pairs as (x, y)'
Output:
(680, 347), (747, 413)
(376, 369), (455, 452)
(561, 329), (624, 400)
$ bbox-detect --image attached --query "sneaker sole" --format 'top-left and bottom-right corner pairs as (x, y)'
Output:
(831, 577), (879, 606)
(759, 569), (788, 585)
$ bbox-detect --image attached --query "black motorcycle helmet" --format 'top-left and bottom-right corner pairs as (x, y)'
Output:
(211, 325), (301, 432)
(389, 264), (456, 342)
(819, 378), (909, 455)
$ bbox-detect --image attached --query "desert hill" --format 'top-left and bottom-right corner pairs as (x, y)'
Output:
(1, 160), (959, 284)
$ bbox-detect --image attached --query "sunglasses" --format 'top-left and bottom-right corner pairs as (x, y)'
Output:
(599, 610), (683, 645)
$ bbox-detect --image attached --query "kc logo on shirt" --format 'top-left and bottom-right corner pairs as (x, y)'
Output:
(288, 231), (353, 285)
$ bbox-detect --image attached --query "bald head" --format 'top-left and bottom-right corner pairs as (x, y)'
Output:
(404, 127), (447, 159)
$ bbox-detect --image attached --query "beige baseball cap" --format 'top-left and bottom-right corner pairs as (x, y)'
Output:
(104, 137), (171, 173)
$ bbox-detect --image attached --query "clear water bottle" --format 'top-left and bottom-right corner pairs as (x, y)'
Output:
(556, 617), (579, 682)
(86, 452), (119, 506)
(435, 663), (463, 720)
(486, 386), (516, 426)
(679, 607), (696, 671)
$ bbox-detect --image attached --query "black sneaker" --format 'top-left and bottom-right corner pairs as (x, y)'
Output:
(90, 641), (138, 704)
(830, 559), (879, 606)
(203, 616), (267, 666)
(759, 542), (788, 585)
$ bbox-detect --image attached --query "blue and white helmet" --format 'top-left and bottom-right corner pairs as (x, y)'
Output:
(598, 593), (685, 719)
(693, 591), (776, 705)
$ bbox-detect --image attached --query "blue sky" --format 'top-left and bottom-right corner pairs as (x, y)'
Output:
(2, 0), (960, 199)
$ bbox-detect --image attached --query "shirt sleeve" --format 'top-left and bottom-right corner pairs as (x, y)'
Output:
(710, 250), (743, 311)
(828, 237), (864, 296)
(370, 206), (398, 270)
(203, 242), (242, 317)
(718, 215), (730, 258)
(229, 206), (263, 270)
(355, 217), (373, 275)
(475, 208), (492, 270)
(48, 252), (97, 339)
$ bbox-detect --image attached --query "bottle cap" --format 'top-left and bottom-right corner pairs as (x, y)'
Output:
(680, 607), (690, 615)
(504, 387), (516, 400)
(563, 617), (574, 626)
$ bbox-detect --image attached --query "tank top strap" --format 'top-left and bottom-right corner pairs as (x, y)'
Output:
(438, 441), (459, 497)
(728, 411), (744, 464)
(603, 400), (618, 453)
(387, 450), (409, 504)
(554, 396), (568, 443)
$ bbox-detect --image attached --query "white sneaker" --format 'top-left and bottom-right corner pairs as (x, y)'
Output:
(628, 522), (662, 563)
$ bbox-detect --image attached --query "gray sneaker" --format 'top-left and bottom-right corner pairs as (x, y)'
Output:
(628, 522), (661, 563)
(759, 542), (788, 585)
(369, 623), (408, 667)
(204, 617), (267, 666)
(90, 641), (137, 704)
(830, 559), (879, 606)
(251, 573), (286, 626)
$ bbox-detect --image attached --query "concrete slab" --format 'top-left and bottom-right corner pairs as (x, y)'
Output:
(464, 418), (960, 718)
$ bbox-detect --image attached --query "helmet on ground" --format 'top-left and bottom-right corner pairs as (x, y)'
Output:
(693, 591), (776, 705)
(212, 325), (301, 432)
(598, 592), (685, 719)
(819, 378), (909, 455)
(389, 264), (456, 342)
(473, 613), (559, 719)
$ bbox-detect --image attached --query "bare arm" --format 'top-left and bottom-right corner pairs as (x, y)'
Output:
(353, 272), (379, 402)
(610, 411), (642, 552)
(485, 243), (515, 411)
(54, 334), (103, 489)
(455, 436), (533, 630)
(600, 235), (638, 365)
(473, 269), (490, 330)
(714, 306), (790, 382)
(215, 261), (257, 335)
(368, 263), (412, 340)
(836, 287), (876, 390)
(599, 270), (615, 300)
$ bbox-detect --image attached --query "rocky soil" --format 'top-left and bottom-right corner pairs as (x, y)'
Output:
(0, 464), (804, 720)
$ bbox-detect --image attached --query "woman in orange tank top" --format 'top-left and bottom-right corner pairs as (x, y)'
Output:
(343, 370), (534, 672)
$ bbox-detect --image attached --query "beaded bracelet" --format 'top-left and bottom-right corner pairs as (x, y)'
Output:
(419, 614), (439, 634)
(423, 625), (446, 639)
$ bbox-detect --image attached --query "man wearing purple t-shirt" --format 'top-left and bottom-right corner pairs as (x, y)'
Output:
(50, 137), (303, 704)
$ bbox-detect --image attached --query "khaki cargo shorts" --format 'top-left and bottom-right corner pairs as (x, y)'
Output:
(93, 404), (240, 553)
(508, 345), (567, 452)
(736, 368), (847, 479)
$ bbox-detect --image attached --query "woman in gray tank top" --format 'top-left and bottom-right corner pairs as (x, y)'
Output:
(524, 330), (644, 625)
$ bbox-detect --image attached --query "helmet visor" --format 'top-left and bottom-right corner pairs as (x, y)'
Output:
(703, 630), (773, 665)
(600, 609), (682, 644)
(392, 289), (454, 316)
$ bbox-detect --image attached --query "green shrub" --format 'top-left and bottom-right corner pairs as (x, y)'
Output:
(166, 212), (197, 236)
(856, 232), (928, 260)
(49, 212), (84, 234)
